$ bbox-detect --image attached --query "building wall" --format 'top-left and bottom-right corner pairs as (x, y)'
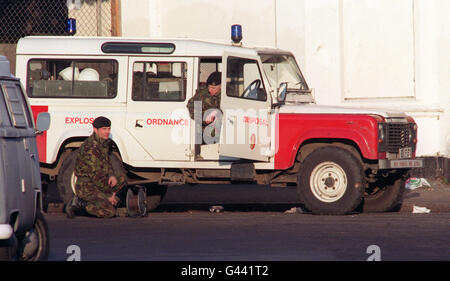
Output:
(120, 0), (450, 158)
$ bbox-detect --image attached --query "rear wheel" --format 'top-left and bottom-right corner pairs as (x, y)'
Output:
(362, 171), (407, 213)
(144, 183), (167, 212)
(57, 149), (127, 207)
(57, 150), (79, 206)
(297, 146), (365, 215)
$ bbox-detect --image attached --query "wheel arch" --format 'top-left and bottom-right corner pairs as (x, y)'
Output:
(295, 138), (365, 170)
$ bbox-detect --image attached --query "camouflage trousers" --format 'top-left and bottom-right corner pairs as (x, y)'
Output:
(75, 180), (125, 218)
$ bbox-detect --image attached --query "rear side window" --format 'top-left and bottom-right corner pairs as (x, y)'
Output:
(0, 81), (32, 128)
(27, 59), (118, 98)
(132, 61), (186, 101)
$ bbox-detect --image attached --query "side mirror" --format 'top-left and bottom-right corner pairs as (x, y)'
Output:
(277, 82), (288, 102)
(36, 112), (50, 132)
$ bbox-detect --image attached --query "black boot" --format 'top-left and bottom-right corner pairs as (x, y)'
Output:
(74, 196), (87, 209)
(65, 196), (87, 219)
(65, 199), (76, 219)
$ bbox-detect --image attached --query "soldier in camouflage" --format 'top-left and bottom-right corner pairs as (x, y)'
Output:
(186, 72), (222, 143)
(66, 116), (126, 218)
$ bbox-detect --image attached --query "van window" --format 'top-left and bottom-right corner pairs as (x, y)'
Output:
(0, 82), (32, 128)
(226, 56), (267, 101)
(27, 59), (118, 98)
(132, 61), (186, 101)
(0, 86), (10, 127)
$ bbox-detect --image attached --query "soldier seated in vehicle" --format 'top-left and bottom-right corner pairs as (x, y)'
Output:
(186, 72), (222, 145)
(66, 116), (127, 218)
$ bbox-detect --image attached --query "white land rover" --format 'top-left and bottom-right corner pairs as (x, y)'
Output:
(15, 32), (422, 215)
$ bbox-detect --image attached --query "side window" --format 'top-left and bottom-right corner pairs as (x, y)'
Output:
(226, 57), (267, 101)
(0, 82), (32, 128)
(27, 59), (118, 98)
(132, 61), (186, 101)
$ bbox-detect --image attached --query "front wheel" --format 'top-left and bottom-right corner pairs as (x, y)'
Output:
(18, 211), (50, 261)
(297, 146), (365, 215)
(0, 233), (18, 261)
(0, 211), (50, 261)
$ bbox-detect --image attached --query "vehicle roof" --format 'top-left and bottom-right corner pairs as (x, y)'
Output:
(17, 36), (291, 57)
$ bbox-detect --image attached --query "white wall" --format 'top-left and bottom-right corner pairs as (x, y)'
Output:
(120, 0), (450, 157)
(121, 0), (151, 37)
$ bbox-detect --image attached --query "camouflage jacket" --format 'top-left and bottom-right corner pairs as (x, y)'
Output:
(186, 87), (221, 123)
(75, 133), (123, 194)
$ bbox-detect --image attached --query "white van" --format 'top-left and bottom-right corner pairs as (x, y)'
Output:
(15, 36), (422, 215)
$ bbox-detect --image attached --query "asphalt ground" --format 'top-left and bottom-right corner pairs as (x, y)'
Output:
(44, 212), (450, 261)
(45, 178), (450, 214)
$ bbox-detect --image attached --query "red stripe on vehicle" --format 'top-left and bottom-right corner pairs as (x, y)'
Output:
(31, 105), (48, 163)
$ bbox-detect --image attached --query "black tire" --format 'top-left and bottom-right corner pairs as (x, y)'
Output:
(297, 146), (365, 215)
(362, 172), (407, 213)
(57, 149), (127, 207)
(144, 183), (168, 212)
(18, 211), (50, 261)
(57, 150), (79, 206)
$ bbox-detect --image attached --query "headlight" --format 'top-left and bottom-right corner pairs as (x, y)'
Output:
(378, 123), (386, 143)
(377, 122), (388, 153)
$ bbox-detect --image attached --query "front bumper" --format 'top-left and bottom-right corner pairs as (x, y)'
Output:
(379, 158), (424, 170)
(0, 224), (13, 240)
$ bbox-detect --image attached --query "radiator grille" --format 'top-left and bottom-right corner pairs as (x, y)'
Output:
(387, 123), (412, 153)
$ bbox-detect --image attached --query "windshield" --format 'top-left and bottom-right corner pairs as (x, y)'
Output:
(260, 54), (308, 94)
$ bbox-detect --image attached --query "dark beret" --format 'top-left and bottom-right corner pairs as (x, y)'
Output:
(206, 72), (221, 86)
(92, 116), (111, 128)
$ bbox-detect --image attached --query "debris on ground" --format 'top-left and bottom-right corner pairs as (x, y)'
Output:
(209, 205), (224, 213)
(285, 207), (304, 214)
(412, 205), (431, 214)
(405, 177), (432, 190)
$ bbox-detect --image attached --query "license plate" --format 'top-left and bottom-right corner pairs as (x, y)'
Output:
(399, 147), (412, 159)
(389, 159), (423, 168)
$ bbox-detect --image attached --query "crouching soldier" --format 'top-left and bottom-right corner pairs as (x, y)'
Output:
(66, 116), (127, 218)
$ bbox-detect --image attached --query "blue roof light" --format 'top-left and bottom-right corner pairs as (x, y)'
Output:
(231, 24), (242, 44)
(66, 18), (76, 35)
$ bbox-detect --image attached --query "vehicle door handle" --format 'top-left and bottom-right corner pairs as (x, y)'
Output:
(135, 120), (143, 128)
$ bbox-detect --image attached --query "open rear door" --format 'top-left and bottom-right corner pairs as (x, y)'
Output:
(218, 52), (271, 162)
